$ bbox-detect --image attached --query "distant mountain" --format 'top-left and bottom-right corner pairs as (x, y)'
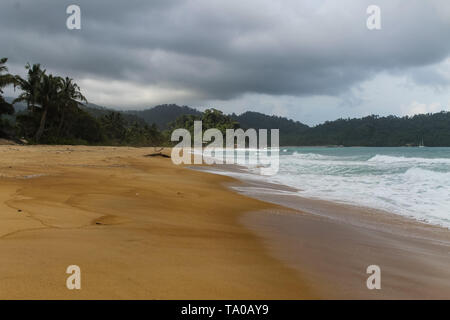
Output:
(126, 104), (202, 130)
(6, 98), (145, 126)
(231, 111), (309, 146)
(81, 103), (146, 125)
(6, 96), (450, 146)
(7, 99), (200, 129)
(3, 97), (26, 124)
(125, 106), (311, 146)
(295, 113), (450, 147)
(4, 97), (27, 112)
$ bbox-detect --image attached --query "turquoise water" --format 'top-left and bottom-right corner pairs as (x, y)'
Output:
(271, 147), (450, 228)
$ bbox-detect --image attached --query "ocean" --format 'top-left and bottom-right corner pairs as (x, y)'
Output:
(206, 147), (450, 229)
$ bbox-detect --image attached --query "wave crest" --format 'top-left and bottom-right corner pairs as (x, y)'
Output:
(367, 154), (450, 164)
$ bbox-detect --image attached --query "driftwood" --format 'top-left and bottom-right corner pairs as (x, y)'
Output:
(144, 152), (170, 158)
(144, 147), (170, 158)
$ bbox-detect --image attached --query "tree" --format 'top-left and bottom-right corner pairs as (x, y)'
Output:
(12, 61), (166, 145)
(168, 108), (239, 146)
(33, 74), (62, 142)
(14, 63), (44, 112)
(57, 77), (87, 137)
(15, 66), (87, 142)
(100, 111), (127, 142)
(14, 64), (47, 140)
(170, 109), (238, 133)
(202, 108), (239, 132)
(0, 58), (15, 118)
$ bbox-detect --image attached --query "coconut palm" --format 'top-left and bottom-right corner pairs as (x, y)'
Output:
(57, 77), (87, 137)
(32, 74), (63, 141)
(0, 58), (16, 117)
(14, 64), (50, 141)
(14, 63), (44, 112)
(15, 63), (88, 142)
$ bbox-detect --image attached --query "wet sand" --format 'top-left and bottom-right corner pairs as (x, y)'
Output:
(200, 166), (450, 299)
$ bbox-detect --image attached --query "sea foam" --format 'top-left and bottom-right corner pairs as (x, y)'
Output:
(228, 147), (450, 228)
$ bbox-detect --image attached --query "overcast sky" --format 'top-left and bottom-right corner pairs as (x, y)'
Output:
(1, 0), (449, 125)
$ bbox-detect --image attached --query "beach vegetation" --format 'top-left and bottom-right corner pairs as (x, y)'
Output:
(8, 61), (164, 146)
(2, 58), (450, 147)
(0, 58), (16, 136)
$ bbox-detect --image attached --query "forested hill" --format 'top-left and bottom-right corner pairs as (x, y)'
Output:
(5, 97), (450, 147)
(126, 106), (310, 145)
(81, 103), (145, 125)
(121, 105), (450, 147)
(231, 111), (309, 146)
(2, 59), (449, 146)
(294, 113), (450, 147)
(128, 106), (449, 147)
(126, 104), (201, 130)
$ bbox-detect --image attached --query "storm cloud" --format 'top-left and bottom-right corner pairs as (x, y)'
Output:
(1, 0), (450, 123)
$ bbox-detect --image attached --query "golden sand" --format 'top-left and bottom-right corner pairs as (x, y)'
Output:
(0, 145), (316, 299)
(1, 145), (449, 300)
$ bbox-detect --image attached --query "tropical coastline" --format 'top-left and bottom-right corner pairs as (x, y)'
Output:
(199, 164), (450, 299)
(242, 207), (450, 299)
(0, 145), (315, 299)
(200, 147), (450, 229)
(1, 145), (449, 299)
(2, 0), (450, 308)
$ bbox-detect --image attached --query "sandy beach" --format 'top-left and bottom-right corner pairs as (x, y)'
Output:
(0, 145), (315, 299)
(0, 145), (449, 299)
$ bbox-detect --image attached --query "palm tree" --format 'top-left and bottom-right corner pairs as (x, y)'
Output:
(0, 58), (16, 117)
(57, 77), (87, 137)
(14, 63), (44, 113)
(101, 112), (127, 141)
(14, 63), (88, 142)
(14, 66), (75, 142)
(33, 74), (62, 142)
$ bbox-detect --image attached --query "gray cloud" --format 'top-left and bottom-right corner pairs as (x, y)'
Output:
(1, 0), (449, 114)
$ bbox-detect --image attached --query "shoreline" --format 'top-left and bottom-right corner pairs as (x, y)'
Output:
(195, 163), (450, 231)
(0, 145), (449, 299)
(195, 165), (450, 299)
(0, 145), (316, 299)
